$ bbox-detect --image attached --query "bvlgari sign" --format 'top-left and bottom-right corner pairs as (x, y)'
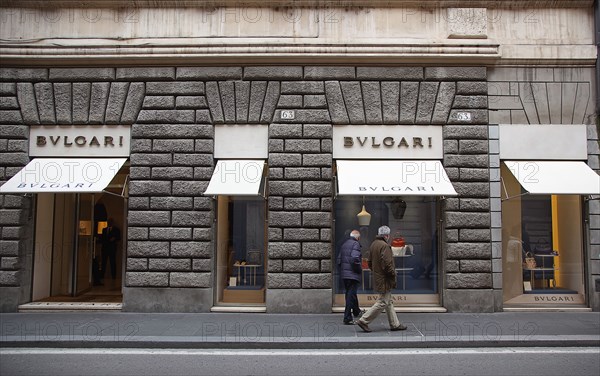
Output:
(29, 125), (131, 157)
(332, 125), (443, 159)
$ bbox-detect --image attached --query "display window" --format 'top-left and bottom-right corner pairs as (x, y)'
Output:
(501, 164), (587, 306)
(215, 196), (267, 305)
(333, 195), (440, 307)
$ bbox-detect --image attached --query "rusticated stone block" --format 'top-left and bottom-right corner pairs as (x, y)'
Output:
(146, 82), (204, 95)
(460, 198), (491, 212)
(459, 168), (489, 182)
(460, 260), (492, 273)
(302, 273), (331, 288)
(143, 96), (175, 109)
(304, 95), (327, 109)
(0, 211), (26, 226)
(128, 211), (171, 226)
(446, 260), (460, 273)
(128, 241), (170, 257)
(172, 211), (211, 226)
(132, 124), (212, 138)
(192, 259), (212, 272)
(219, 81), (235, 122)
(453, 95), (487, 109)
(321, 260), (332, 272)
(34, 83), (56, 124)
(432, 82), (456, 124)
(269, 228), (283, 241)
(302, 212), (331, 227)
(459, 140), (489, 154)
(302, 154), (332, 167)
(176, 67), (242, 80)
(425, 67), (486, 81)
(457, 82), (487, 95)
(0, 271), (20, 286)
(171, 242), (211, 258)
(269, 181), (302, 196)
(105, 82), (129, 124)
(324, 81), (350, 124)
(320, 229), (331, 241)
(452, 183), (489, 198)
(302, 242), (331, 258)
(446, 243), (492, 259)
(149, 227), (192, 240)
(284, 198), (321, 211)
(0, 110), (23, 124)
(0, 125), (27, 138)
(248, 81), (267, 123)
(16, 83), (39, 124)
(128, 227), (148, 240)
(173, 154), (212, 166)
(172, 181), (208, 196)
(269, 242), (301, 259)
(303, 124), (332, 139)
(244, 66), (302, 80)
(50, 68), (114, 81)
(285, 167), (321, 180)
(304, 66), (355, 80)
(193, 228), (211, 240)
(126, 272), (169, 287)
(459, 228), (491, 242)
(446, 212), (490, 229)
(269, 212), (302, 227)
(382, 82), (400, 124)
(170, 272), (211, 287)
(149, 258), (191, 271)
(340, 82), (365, 124)
(269, 259), (283, 272)
(444, 125), (488, 140)
(261, 82), (280, 123)
(444, 155), (488, 168)
(283, 259), (320, 272)
(303, 181), (331, 196)
(130, 153), (172, 166)
(137, 110), (195, 124)
(0, 83), (17, 95)
(268, 273), (301, 288)
(270, 124), (303, 138)
(122, 82), (146, 124)
(416, 82), (439, 124)
(235, 81), (250, 122)
(128, 180), (171, 197)
(127, 258), (148, 271)
(117, 67), (175, 80)
(0, 241), (19, 256)
(446, 273), (492, 289)
(152, 167), (193, 180)
(283, 228), (320, 241)
(281, 81), (325, 94)
(1, 68), (47, 81)
(357, 67), (423, 80)
(129, 197), (149, 210)
(400, 82), (418, 124)
(362, 82), (383, 124)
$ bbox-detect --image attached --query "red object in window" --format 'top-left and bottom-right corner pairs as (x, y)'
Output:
(391, 237), (405, 247)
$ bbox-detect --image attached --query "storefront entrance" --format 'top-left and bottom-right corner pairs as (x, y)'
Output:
(30, 168), (128, 304)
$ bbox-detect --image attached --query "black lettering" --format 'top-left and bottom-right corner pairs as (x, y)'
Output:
(74, 136), (86, 146)
(89, 136), (100, 147)
(344, 137), (353, 147)
(50, 136), (60, 145)
(398, 137), (409, 148)
(63, 136), (72, 146)
(104, 136), (114, 146)
(357, 137), (367, 146)
(371, 137), (381, 147)
(413, 137), (423, 148)
(383, 137), (395, 147)
(37, 136), (46, 146)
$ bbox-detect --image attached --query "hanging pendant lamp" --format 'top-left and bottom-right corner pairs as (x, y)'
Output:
(357, 199), (371, 226)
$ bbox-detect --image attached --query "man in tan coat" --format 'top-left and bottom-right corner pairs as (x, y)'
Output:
(356, 225), (407, 332)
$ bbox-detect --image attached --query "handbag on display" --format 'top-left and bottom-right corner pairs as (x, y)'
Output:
(524, 252), (537, 269)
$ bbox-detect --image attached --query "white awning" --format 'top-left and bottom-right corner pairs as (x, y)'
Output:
(0, 158), (127, 193)
(336, 160), (458, 196)
(204, 160), (266, 196)
(504, 161), (600, 195)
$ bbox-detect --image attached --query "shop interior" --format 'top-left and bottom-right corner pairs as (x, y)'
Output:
(30, 166), (129, 304)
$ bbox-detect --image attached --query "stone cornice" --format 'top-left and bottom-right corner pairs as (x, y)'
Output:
(0, 0), (594, 8)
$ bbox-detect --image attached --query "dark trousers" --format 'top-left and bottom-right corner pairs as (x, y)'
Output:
(101, 248), (117, 279)
(343, 279), (360, 322)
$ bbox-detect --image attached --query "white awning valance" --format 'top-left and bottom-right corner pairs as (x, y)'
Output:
(0, 158), (127, 193)
(504, 161), (600, 195)
(203, 160), (266, 196)
(336, 160), (457, 196)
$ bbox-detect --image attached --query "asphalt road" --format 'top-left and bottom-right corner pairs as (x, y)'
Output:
(1, 347), (599, 376)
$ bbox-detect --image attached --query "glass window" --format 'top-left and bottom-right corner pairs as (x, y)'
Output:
(501, 164), (586, 306)
(216, 196), (266, 305)
(334, 196), (440, 306)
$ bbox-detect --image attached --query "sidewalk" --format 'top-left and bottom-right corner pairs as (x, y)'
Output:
(1, 311), (599, 349)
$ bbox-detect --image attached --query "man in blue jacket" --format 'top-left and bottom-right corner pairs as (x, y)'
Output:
(337, 229), (364, 325)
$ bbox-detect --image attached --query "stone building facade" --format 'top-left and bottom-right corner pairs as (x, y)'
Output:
(0, 1), (598, 313)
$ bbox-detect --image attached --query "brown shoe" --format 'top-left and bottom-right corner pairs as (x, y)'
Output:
(390, 324), (407, 331)
(356, 320), (372, 333)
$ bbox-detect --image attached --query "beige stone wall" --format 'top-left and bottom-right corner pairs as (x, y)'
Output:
(0, 5), (594, 65)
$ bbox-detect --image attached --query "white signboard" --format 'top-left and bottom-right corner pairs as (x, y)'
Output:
(332, 125), (443, 159)
(214, 124), (268, 159)
(499, 124), (587, 160)
(30, 125), (131, 157)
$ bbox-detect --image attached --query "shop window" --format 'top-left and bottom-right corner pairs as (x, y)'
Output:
(216, 196), (266, 305)
(501, 164), (586, 306)
(334, 196), (440, 306)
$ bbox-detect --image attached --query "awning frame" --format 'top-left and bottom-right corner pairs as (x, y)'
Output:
(203, 159), (268, 198)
